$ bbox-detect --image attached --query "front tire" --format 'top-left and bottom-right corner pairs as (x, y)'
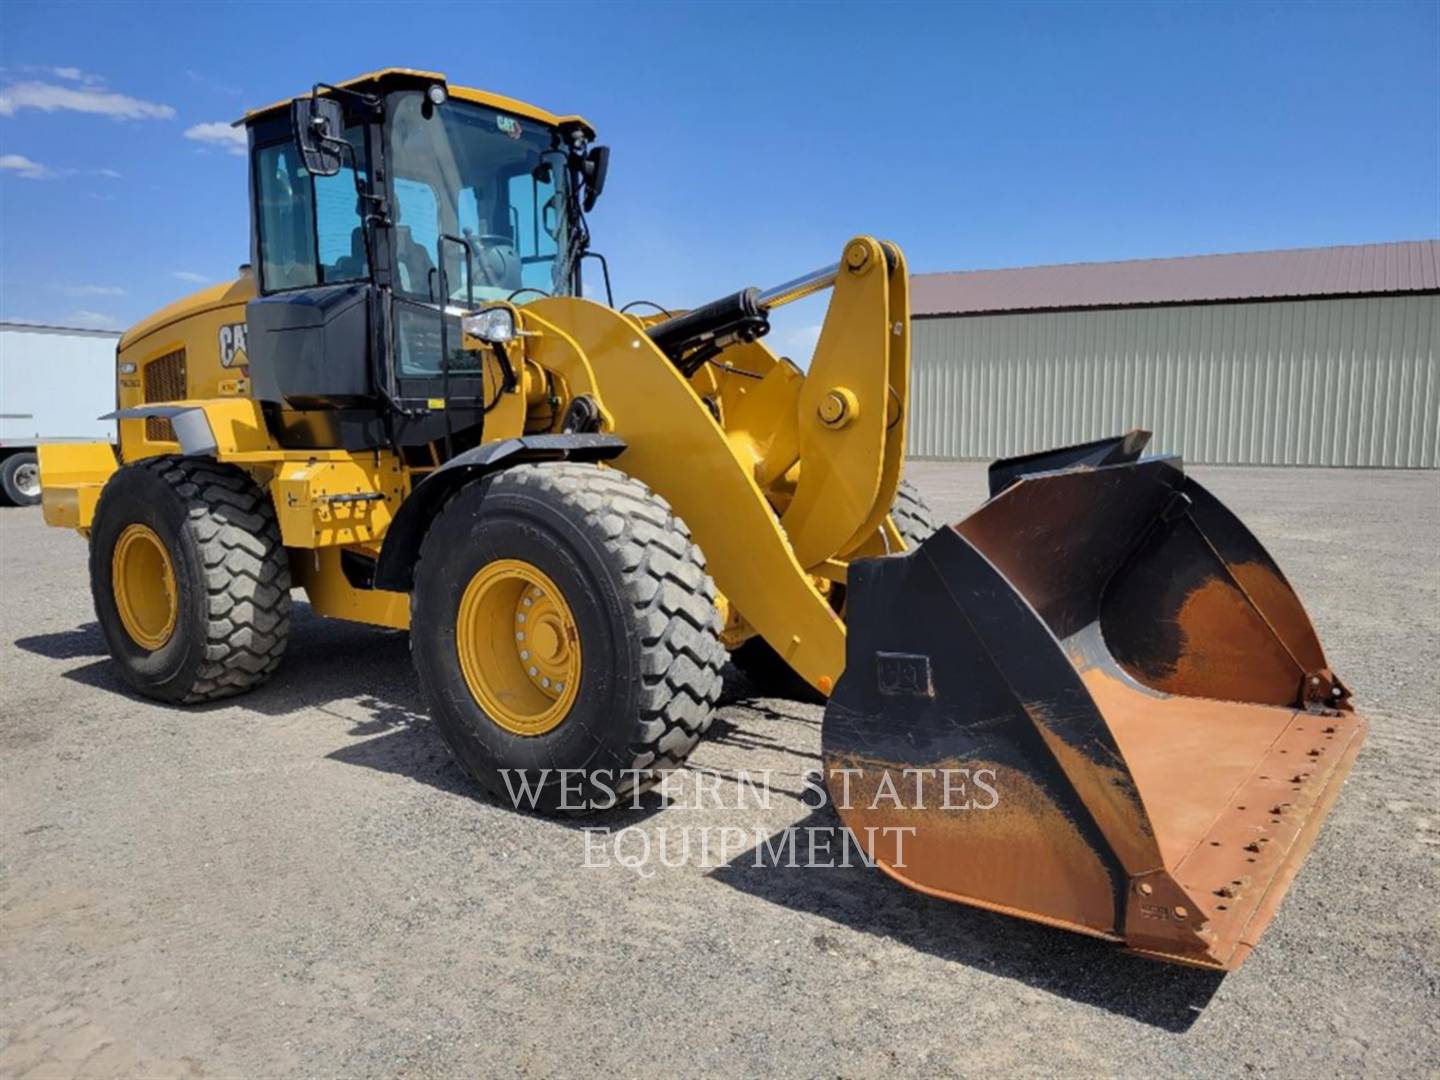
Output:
(89, 456), (291, 703)
(887, 477), (941, 547)
(410, 462), (726, 814)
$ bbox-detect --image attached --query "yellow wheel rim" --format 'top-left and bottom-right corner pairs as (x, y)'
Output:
(111, 523), (178, 651)
(456, 558), (581, 736)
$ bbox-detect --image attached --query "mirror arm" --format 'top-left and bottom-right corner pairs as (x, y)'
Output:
(310, 82), (383, 118)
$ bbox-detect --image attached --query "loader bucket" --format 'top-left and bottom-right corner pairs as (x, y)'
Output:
(823, 435), (1365, 969)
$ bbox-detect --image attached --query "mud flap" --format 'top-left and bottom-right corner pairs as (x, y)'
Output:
(822, 441), (1365, 969)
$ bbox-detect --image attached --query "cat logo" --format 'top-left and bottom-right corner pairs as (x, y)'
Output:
(219, 322), (249, 368)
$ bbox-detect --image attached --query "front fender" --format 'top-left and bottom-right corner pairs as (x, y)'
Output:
(371, 433), (626, 592)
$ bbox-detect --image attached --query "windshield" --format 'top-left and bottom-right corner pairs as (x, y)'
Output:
(387, 91), (575, 304)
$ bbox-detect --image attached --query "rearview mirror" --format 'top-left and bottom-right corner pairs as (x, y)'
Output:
(292, 96), (344, 177)
(582, 145), (609, 212)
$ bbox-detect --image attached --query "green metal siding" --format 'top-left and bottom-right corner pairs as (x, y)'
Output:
(909, 295), (1439, 467)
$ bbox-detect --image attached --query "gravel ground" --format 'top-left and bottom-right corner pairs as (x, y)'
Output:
(2, 462), (1437, 1078)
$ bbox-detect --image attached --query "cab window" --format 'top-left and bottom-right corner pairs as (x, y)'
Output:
(254, 128), (370, 293)
(393, 178), (439, 298)
(506, 170), (561, 294)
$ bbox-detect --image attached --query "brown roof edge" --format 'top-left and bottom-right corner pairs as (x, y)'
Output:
(912, 287), (1440, 320)
(911, 240), (1440, 317)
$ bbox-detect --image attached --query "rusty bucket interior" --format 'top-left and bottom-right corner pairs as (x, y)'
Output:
(823, 434), (1365, 969)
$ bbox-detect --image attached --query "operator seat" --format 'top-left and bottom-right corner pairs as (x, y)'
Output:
(330, 226), (368, 282)
(392, 200), (436, 299)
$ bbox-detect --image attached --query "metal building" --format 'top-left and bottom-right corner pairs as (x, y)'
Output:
(908, 240), (1439, 467)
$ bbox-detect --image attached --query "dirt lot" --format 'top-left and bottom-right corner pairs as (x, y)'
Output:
(2, 462), (1437, 1078)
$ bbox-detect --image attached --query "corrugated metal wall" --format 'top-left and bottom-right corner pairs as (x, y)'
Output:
(909, 294), (1438, 467)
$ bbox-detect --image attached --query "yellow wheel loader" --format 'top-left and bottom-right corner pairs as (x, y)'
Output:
(37, 69), (1365, 970)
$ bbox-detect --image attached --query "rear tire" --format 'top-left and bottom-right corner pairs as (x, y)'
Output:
(731, 478), (939, 701)
(90, 456), (291, 703)
(0, 452), (41, 506)
(410, 462), (726, 814)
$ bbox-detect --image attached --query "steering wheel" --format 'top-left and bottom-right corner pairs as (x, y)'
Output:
(462, 232), (522, 291)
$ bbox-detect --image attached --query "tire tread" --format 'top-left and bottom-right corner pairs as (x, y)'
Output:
(128, 455), (291, 702)
(414, 462), (726, 792)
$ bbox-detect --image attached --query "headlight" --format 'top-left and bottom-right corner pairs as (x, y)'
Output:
(463, 306), (516, 344)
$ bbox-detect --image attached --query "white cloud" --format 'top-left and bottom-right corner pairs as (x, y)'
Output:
(0, 81), (175, 120)
(0, 155), (121, 182)
(61, 284), (125, 297)
(65, 310), (121, 329)
(183, 121), (246, 155)
(0, 153), (54, 179)
(172, 271), (210, 284)
(3, 65), (104, 85)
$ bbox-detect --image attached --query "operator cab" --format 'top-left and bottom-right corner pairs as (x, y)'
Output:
(240, 69), (608, 453)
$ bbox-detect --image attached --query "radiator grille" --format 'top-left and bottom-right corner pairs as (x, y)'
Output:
(142, 348), (186, 442)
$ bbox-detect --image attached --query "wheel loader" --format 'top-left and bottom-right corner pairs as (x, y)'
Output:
(37, 69), (1365, 970)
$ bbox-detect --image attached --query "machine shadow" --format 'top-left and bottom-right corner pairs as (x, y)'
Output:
(318, 688), (671, 827)
(17, 614), (1220, 1019)
(39, 605), (419, 715)
(25, 605), (676, 827)
(13, 621), (107, 660)
(709, 804), (1224, 1033)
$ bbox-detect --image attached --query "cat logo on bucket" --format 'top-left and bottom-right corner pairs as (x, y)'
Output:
(219, 322), (248, 368)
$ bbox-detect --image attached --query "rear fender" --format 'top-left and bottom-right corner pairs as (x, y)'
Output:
(38, 442), (118, 530)
(106, 398), (276, 459)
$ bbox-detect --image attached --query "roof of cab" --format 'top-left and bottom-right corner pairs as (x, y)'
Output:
(238, 67), (595, 138)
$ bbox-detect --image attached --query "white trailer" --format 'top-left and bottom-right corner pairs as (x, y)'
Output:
(0, 322), (119, 505)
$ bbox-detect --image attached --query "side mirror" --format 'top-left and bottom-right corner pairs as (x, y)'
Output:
(292, 96), (345, 177)
(581, 145), (609, 212)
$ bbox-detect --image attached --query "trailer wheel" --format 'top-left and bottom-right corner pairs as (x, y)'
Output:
(410, 462), (726, 814)
(89, 456), (291, 703)
(0, 452), (41, 506)
(731, 479), (939, 701)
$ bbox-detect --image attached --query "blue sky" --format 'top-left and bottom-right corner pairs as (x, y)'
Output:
(1, 0), (1436, 357)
